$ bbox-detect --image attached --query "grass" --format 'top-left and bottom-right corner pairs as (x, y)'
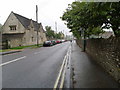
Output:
(0, 49), (13, 52)
(0, 44), (43, 52)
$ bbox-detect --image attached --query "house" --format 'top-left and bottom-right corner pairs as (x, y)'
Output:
(89, 31), (114, 39)
(2, 11), (47, 48)
(100, 31), (114, 38)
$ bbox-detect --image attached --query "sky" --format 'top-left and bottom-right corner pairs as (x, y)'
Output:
(0, 0), (75, 35)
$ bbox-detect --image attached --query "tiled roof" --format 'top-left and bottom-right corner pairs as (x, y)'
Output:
(13, 12), (40, 30)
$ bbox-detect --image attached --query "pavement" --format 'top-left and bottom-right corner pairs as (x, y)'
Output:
(0, 50), (22, 55)
(0, 44), (43, 55)
(71, 40), (119, 88)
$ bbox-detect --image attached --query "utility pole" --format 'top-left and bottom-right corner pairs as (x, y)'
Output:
(63, 30), (65, 39)
(55, 22), (57, 40)
(55, 22), (57, 33)
(36, 5), (39, 46)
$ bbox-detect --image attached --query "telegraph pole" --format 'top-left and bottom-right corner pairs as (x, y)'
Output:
(36, 5), (39, 46)
(55, 22), (57, 39)
(55, 22), (57, 33)
(63, 30), (65, 39)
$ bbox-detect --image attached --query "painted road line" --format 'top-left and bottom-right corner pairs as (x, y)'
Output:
(59, 46), (71, 88)
(59, 54), (68, 89)
(53, 55), (67, 90)
(0, 56), (26, 67)
(53, 45), (71, 90)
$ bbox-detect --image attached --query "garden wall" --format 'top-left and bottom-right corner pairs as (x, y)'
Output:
(76, 37), (120, 83)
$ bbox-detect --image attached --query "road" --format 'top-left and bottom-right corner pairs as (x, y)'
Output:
(2, 42), (70, 88)
(1, 41), (119, 89)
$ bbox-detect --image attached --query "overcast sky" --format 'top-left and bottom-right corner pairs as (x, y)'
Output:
(0, 0), (75, 35)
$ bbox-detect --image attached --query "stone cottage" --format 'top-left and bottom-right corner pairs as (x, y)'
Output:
(2, 11), (47, 48)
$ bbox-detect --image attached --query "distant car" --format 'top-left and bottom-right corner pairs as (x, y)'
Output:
(56, 40), (60, 44)
(61, 40), (65, 42)
(59, 40), (62, 43)
(51, 40), (56, 45)
(43, 41), (53, 46)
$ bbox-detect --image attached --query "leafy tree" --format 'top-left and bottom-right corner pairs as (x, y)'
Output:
(61, 1), (120, 38)
(0, 24), (2, 33)
(55, 32), (64, 39)
(45, 26), (55, 39)
(45, 26), (64, 39)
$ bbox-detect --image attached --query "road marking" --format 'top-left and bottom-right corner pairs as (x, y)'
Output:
(59, 55), (68, 89)
(53, 45), (71, 90)
(53, 55), (67, 90)
(59, 46), (71, 89)
(0, 56), (26, 67)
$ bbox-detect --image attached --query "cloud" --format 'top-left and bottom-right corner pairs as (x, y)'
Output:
(0, 0), (74, 35)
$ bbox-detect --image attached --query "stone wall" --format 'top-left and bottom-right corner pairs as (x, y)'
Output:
(2, 34), (24, 48)
(76, 37), (120, 83)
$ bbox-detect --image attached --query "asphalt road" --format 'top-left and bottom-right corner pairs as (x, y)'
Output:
(2, 42), (70, 88)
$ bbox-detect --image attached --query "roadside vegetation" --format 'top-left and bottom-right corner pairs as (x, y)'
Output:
(61, 1), (120, 38)
(45, 26), (64, 39)
(0, 23), (2, 33)
(0, 44), (43, 52)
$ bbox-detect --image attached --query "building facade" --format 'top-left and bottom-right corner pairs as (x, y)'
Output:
(2, 11), (47, 48)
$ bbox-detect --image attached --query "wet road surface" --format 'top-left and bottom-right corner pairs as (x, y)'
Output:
(2, 42), (70, 88)
(2, 41), (119, 89)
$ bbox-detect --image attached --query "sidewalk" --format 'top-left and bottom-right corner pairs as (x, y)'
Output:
(71, 41), (119, 88)
(0, 50), (22, 55)
(0, 45), (43, 55)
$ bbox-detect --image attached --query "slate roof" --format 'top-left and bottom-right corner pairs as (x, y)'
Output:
(13, 12), (40, 31)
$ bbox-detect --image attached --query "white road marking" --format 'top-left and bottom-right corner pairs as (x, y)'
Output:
(0, 56), (26, 67)
(53, 45), (71, 90)
(53, 55), (67, 89)
(59, 55), (68, 89)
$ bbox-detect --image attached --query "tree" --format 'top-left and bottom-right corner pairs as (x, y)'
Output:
(0, 24), (2, 33)
(45, 26), (55, 39)
(61, 1), (120, 38)
(55, 32), (64, 39)
(45, 26), (64, 39)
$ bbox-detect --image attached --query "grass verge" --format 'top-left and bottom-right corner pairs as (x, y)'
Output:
(0, 44), (43, 52)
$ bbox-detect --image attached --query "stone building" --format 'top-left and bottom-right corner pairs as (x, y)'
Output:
(2, 11), (47, 48)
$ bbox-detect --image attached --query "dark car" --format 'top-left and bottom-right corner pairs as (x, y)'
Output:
(43, 41), (53, 46)
(51, 40), (56, 45)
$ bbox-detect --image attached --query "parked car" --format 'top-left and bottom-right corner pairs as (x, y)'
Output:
(61, 40), (65, 42)
(51, 40), (56, 45)
(43, 41), (53, 46)
(59, 40), (62, 43)
(56, 40), (60, 44)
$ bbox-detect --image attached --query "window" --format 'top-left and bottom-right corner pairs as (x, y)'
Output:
(9, 25), (16, 30)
